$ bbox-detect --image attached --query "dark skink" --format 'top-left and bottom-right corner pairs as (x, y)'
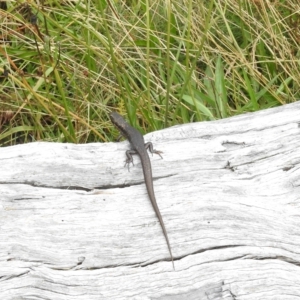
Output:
(110, 112), (174, 269)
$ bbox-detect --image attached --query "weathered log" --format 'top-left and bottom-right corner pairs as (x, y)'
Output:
(1, 102), (300, 299)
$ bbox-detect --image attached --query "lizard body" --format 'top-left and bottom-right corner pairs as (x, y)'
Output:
(110, 112), (174, 269)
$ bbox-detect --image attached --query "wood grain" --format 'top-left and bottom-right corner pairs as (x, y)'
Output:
(1, 102), (300, 299)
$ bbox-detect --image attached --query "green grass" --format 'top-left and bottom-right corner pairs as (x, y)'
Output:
(0, 0), (299, 146)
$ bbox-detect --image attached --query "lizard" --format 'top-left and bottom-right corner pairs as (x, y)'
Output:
(110, 112), (175, 269)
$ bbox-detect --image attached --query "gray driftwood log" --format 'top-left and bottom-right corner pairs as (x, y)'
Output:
(1, 102), (300, 299)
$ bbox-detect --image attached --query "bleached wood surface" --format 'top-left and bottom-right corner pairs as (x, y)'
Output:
(1, 102), (300, 299)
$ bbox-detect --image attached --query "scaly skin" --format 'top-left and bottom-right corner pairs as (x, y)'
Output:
(110, 112), (174, 269)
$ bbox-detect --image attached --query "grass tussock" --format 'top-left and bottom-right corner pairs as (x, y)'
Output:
(0, 0), (299, 145)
